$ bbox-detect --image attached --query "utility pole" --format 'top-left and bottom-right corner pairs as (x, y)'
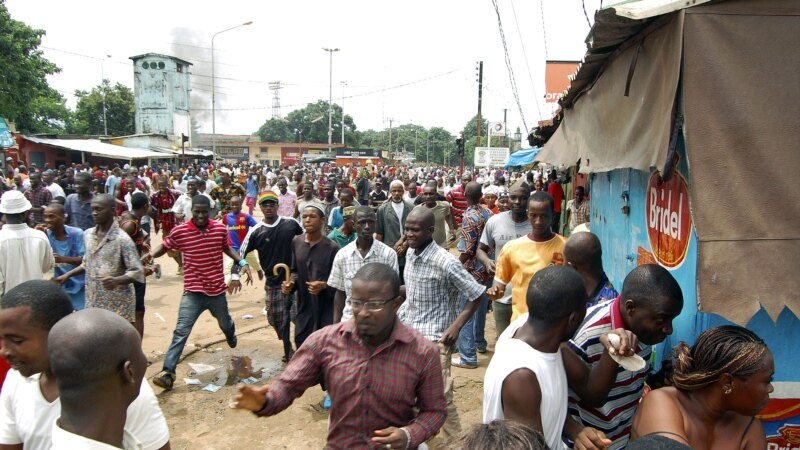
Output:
(503, 108), (508, 147)
(323, 47), (340, 153)
(476, 61), (484, 150)
(388, 118), (394, 162)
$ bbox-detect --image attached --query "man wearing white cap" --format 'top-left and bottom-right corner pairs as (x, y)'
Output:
(0, 190), (54, 297)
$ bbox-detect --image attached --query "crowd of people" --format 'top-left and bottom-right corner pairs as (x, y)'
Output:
(0, 157), (774, 449)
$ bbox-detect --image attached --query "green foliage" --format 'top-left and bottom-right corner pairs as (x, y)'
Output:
(67, 80), (135, 136)
(255, 100), (359, 147)
(0, 0), (70, 133)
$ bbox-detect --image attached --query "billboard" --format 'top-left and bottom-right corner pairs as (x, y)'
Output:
(474, 147), (509, 168)
(545, 61), (580, 103)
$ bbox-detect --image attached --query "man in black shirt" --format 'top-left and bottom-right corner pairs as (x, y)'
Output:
(240, 190), (303, 361)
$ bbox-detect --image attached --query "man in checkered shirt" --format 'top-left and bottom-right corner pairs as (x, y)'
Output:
(398, 207), (486, 444)
(329, 206), (398, 323)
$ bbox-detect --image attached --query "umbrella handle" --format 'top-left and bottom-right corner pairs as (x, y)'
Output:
(273, 263), (291, 283)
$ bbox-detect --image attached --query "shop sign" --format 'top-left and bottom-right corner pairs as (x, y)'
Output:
(646, 170), (692, 269)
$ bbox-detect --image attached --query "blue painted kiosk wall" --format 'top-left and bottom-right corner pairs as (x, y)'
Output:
(589, 142), (800, 441)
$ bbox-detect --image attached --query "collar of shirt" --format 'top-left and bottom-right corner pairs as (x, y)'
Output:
(51, 421), (143, 450)
(344, 238), (382, 260)
(90, 221), (122, 244)
(408, 239), (438, 264)
(610, 295), (624, 329)
(340, 318), (415, 349)
(1, 223), (30, 231)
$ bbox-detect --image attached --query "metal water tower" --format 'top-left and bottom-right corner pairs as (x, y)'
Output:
(129, 53), (193, 137)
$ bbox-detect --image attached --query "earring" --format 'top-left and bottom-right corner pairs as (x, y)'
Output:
(723, 386), (732, 395)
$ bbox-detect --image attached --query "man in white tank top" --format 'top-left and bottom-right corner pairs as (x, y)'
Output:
(483, 266), (630, 450)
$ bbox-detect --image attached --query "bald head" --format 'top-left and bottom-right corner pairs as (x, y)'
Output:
(93, 193), (116, 209)
(407, 206), (434, 229)
(48, 309), (145, 397)
(564, 232), (604, 273)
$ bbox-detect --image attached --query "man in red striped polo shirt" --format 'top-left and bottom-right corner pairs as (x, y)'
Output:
(148, 195), (252, 390)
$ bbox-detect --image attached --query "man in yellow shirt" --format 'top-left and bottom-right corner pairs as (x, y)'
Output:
(487, 191), (566, 320)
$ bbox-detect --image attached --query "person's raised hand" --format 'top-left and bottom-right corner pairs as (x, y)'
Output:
(486, 285), (504, 301)
(233, 384), (270, 412)
(600, 328), (638, 357)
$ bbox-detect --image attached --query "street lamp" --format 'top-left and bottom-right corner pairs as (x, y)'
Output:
(322, 48), (340, 153)
(212, 21), (253, 159)
(100, 54), (111, 136)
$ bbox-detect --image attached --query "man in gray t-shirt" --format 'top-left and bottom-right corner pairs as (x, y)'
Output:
(476, 185), (531, 338)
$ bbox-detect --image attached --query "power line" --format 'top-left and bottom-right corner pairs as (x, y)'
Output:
(491, 0), (529, 134)
(582, 0), (593, 29)
(510, 0), (542, 121)
(540, 0), (549, 60)
(190, 68), (462, 111)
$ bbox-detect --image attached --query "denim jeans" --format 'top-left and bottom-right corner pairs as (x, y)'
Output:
(163, 291), (235, 373)
(455, 293), (489, 365)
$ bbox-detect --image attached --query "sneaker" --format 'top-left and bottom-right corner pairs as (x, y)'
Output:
(227, 334), (238, 349)
(476, 347), (487, 354)
(322, 393), (332, 410)
(152, 371), (175, 390)
(451, 357), (478, 369)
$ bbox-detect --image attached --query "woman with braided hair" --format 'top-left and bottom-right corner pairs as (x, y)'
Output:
(631, 325), (774, 449)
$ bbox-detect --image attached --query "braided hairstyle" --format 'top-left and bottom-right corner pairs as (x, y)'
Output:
(446, 420), (547, 450)
(672, 325), (770, 391)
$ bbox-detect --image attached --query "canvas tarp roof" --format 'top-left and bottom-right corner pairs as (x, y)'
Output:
(23, 137), (170, 160)
(536, 12), (683, 173)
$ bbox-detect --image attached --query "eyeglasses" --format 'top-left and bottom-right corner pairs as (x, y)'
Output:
(348, 297), (397, 311)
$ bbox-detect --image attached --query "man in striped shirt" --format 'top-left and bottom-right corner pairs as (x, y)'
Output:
(563, 264), (684, 449)
(149, 195), (252, 390)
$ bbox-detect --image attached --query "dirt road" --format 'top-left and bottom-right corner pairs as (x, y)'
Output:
(142, 222), (493, 449)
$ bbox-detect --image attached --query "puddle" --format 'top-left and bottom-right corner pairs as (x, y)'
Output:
(184, 346), (283, 388)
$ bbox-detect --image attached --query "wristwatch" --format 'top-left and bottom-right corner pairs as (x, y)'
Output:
(238, 259), (249, 267)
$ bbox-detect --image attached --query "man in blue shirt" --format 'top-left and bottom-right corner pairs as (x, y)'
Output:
(223, 196), (261, 281)
(244, 170), (259, 216)
(44, 203), (85, 310)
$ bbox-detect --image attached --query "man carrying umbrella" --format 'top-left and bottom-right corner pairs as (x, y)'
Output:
(240, 190), (303, 362)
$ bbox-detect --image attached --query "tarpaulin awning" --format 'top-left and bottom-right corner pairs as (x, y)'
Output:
(536, 12), (684, 173)
(505, 147), (541, 168)
(23, 137), (170, 160)
(150, 146), (214, 158)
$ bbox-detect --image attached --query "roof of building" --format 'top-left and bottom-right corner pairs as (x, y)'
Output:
(128, 53), (193, 66)
(22, 136), (171, 160)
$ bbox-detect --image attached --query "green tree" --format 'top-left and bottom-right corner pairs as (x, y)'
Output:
(256, 117), (292, 142)
(255, 100), (358, 147)
(67, 80), (134, 136)
(426, 126), (456, 166)
(0, 0), (70, 133)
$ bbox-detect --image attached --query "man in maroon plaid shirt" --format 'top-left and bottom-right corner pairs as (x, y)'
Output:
(235, 263), (446, 450)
